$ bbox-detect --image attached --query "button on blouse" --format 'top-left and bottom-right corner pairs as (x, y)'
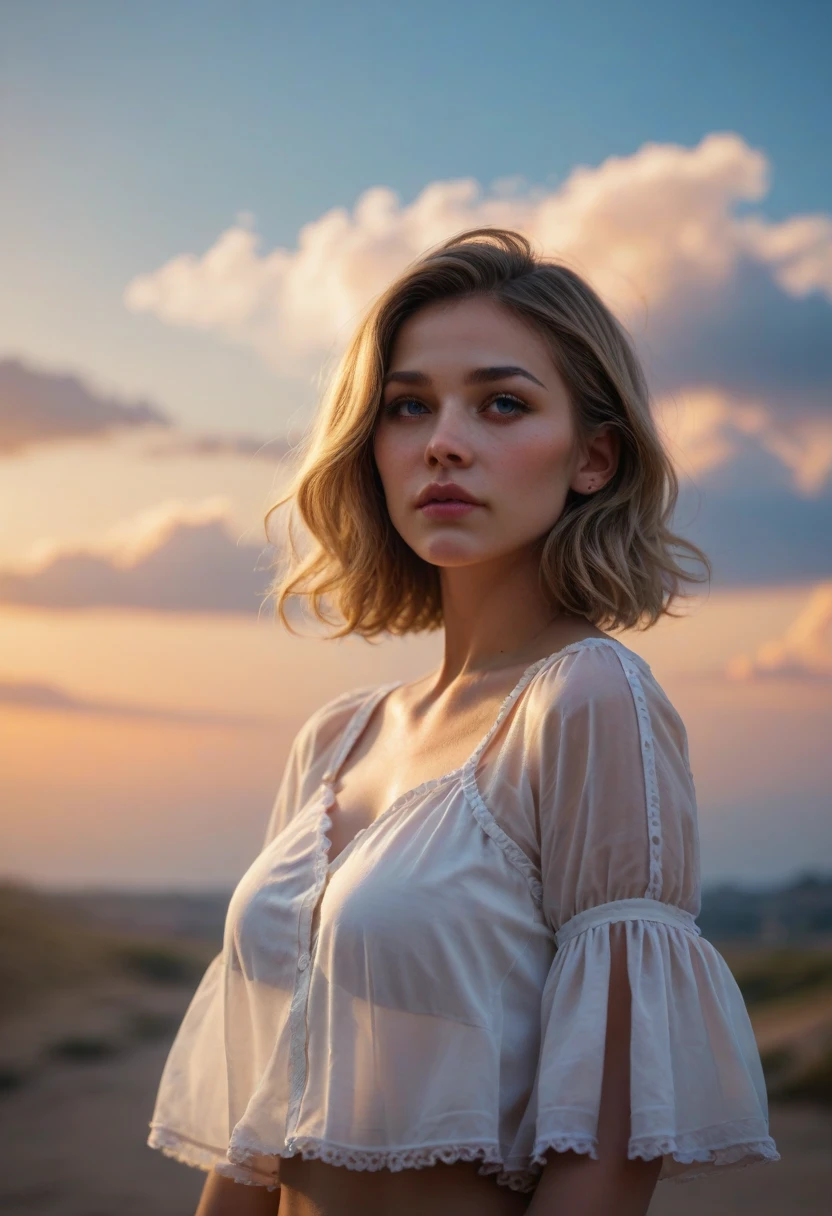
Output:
(147, 637), (779, 1195)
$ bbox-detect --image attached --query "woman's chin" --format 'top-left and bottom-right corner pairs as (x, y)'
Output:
(415, 540), (501, 568)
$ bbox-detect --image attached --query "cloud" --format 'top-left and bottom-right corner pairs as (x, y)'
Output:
(740, 211), (832, 300)
(1, 473), (827, 618)
(656, 386), (832, 495)
(0, 677), (268, 727)
(121, 130), (832, 491)
(0, 357), (170, 455)
(125, 132), (832, 372)
(123, 132), (832, 496)
(0, 355), (297, 464)
(675, 482), (832, 588)
(0, 498), (284, 615)
(141, 431), (293, 462)
(726, 581), (832, 681)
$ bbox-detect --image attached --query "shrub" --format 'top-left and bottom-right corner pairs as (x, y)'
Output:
(49, 1035), (121, 1062)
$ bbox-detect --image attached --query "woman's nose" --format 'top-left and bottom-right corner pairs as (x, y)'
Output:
(424, 410), (472, 465)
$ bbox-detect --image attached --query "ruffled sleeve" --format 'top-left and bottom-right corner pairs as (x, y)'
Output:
(525, 641), (779, 1183)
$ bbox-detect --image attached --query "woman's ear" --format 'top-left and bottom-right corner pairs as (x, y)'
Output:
(570, 426), (619, 495)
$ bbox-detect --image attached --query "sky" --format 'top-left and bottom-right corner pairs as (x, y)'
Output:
(0, 0), (830, 891)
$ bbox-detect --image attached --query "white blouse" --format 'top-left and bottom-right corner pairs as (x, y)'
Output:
(147, 637), (779, 1195)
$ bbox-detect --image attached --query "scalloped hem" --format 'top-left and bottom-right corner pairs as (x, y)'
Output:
(531, 1132), (781, 1183)
(147, 1125), (224, 1173)
(148, 1126), (282, 1190)
(653, 1137), (781, 1183)
(150, 1123), (780, 1194)
(226, 1133), (542, 1194)
(214, 1161), (281, 1189)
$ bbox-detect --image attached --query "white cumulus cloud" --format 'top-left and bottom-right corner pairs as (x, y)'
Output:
(126, 132), (832, 375)
(124, 132), (832, 492)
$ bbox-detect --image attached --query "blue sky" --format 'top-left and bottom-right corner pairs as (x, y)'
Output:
(0, 0), (830, 887)
(2, 0), (830, 429)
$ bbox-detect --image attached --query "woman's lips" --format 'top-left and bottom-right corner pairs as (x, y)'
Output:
(418, 500), (481, 518)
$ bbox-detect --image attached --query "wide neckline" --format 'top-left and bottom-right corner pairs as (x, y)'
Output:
(321, 635), (648, 873)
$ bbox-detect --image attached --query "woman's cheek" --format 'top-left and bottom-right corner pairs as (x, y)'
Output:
(501, 434), (572, 493)
(495, 445), (572, 532)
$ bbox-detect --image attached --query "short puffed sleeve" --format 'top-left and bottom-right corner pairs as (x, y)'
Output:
(523, 642), (779, 1182)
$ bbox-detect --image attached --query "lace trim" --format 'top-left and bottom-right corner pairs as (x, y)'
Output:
(281, 1136), (504, 1172)
(460, 652), (563, 908)
(151, 1122), (779, 1194)
(608, 645), (664, 900)
(149, 1123), (531, 1192)
(463, 774), (544, 905)
(316, 808), (334, 879)
(147, 1125), (224, 1173)
(461, 638), (660, 909)
(531, 1131), (781, 1183)
(228, 1133), (542, 1192)
(531, 1133), (600, 1165)
(321, 683), (399, 784)
(476, 1161), (541, 1194)
(214, 1161), (281, 1189)
(634, 1135), (781, 1183)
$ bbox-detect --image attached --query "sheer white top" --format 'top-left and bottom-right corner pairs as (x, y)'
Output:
(148, 637), (779, 1194)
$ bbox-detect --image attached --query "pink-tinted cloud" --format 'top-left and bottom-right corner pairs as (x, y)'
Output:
(0, 498), (282, 615)
(0, 357), (168, 455)
(141, 430), (292, 462)
(656, 387), (832, 496)
(0, 677), (268, 726)
(726, 581), (832, 680)
(0, 356), (292, 463)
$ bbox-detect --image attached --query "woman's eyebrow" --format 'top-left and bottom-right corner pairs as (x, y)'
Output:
(382, 365), (547, 389)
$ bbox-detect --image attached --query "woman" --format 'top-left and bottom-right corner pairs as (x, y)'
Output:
(148, 228), (779, 1215)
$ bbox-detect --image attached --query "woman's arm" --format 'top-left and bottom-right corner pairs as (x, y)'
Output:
(195, 1171), (281, 1216)
(525, 924), (662, 1216)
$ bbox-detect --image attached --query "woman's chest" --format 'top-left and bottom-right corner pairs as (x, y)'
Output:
(329, 680), (519, 842)
(225, 789), (546, 1004)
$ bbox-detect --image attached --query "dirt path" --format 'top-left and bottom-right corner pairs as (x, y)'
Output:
(0, 1038), (204, 1216)
(751, 987), (832, 1061)
(649, 1103), (831, 1214)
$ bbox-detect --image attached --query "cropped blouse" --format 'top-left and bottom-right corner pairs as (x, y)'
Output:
(147, 637), (779, 1195)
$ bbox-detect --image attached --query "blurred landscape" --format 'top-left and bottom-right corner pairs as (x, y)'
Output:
(0, 873), (830, 1215)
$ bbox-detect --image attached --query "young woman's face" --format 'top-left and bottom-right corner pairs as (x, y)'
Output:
(373, 295), (610, 570)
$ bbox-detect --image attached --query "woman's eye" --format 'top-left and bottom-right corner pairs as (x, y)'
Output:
(382, 393), (529, 420)
(382, 398), (427, 418)
(488, 393), (529, 417)
(403, 398), (428, 417)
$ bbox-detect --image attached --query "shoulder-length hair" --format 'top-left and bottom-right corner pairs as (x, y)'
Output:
(264, 226), (709, 637)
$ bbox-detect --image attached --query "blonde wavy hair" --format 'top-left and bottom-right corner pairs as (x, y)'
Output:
(264, 226), (709, 637)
